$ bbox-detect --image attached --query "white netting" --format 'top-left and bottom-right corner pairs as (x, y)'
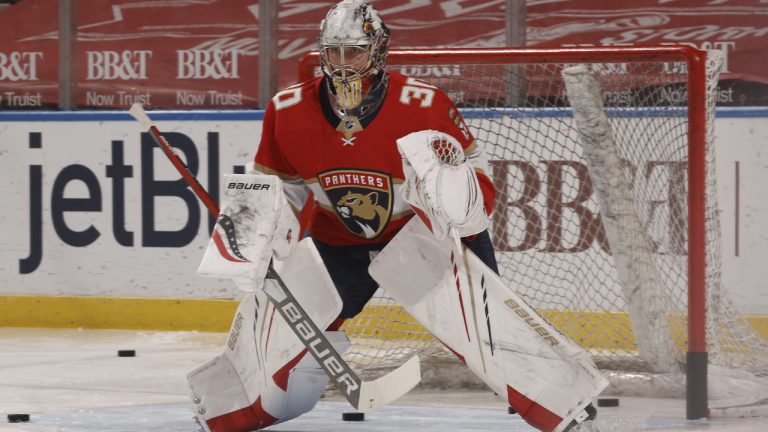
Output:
(430, 135), (465, 166)
(309, 49), (768, 409)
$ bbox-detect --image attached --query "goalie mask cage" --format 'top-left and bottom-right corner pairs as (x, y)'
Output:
(298, 46), (768, 419)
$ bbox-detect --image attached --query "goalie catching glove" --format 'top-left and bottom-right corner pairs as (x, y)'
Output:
(197, 174), (299, 291)
(397, 130), (488, 240)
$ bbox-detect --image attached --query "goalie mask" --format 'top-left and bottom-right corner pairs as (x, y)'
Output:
(319, 0), (390, 120)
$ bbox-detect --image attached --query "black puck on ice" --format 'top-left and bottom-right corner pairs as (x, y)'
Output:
(597, 397), (619, 407)
(508, 406), (517, 414)
(342, 412), (365, 421)
(117, 350), (136, 357)
(7, 414), (30, 423)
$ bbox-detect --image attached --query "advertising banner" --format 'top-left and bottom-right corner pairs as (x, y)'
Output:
(1, 110), (767, 316)
(0, 0), (766, 109)
(0, 112), (261, 299)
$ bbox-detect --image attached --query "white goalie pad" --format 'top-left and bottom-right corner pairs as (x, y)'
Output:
(197, 174), (299, 291)
(369, 218), (608, 432)
(189, 238), (345, 431)
(397, 130), (488, 240)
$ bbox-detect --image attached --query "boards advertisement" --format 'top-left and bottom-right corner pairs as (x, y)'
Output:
(1, 110), (767, 318)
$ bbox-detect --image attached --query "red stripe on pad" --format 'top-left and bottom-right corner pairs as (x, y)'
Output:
(272, 349), (308, 391)
(411, 206), (433, 232)
(506, 385), (563, 432)
(206, 396), (278, 432)
(451, 251), (471, 342)
(212, 229), (247, 262)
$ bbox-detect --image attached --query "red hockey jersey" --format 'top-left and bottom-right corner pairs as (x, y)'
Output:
(254, 71), (495, 246)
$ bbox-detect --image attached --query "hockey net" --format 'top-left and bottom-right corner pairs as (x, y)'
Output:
(298, 47), (768, 413)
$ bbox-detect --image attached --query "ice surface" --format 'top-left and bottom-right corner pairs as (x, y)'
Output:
(1, 328), (767, 432)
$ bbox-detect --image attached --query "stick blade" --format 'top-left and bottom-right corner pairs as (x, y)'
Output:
(128, 103), (153, 129)
(355, 355), (421, 411)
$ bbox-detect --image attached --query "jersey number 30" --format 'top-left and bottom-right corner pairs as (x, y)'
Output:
(399, 77), (436, 108)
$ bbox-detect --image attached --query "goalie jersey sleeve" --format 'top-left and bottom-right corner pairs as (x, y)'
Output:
(254, 93), (312, 211)
(254, 72), (495, 246)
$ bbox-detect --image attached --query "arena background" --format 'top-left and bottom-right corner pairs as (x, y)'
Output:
(0, 0), (766, 109)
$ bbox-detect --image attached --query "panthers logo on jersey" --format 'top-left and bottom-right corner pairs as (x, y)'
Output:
(318, 169), (393, 239)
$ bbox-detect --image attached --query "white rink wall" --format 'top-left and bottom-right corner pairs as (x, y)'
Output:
(0, 109), (766, 316)
(714, 111), (768, 314)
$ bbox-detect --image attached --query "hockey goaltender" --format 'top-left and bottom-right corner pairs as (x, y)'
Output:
(184, 1), (608, 431)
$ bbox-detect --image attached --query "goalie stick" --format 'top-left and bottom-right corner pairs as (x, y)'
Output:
(128, 103), (420, 412)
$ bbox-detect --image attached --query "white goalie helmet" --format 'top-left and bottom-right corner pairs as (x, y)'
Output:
(319, 0), (390, 118)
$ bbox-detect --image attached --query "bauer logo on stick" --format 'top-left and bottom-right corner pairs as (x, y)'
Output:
(278, 296), (361, 396)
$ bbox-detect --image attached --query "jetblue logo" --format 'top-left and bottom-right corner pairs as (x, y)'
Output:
(177, 50), (240, 79)
(86, 50), (152, 80)
(0, 52), (43, 81)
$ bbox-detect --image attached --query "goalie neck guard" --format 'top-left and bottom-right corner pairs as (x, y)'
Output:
(319, 0), (390, 121)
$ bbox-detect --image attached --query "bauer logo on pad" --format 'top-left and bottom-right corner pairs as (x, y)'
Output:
(318, 169), (393, 240)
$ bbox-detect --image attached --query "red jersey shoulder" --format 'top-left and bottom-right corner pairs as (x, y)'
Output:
(269, 77), (324, 121)
(389, 72), (453, 108)
(256, 78), (325, 177)
(387, 71), (452, 109)
(386, 72), (474, 147)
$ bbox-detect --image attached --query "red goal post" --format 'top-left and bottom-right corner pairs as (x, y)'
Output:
(296, 46), (729, 419)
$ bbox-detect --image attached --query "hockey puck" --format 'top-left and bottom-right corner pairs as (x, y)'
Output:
(508, 406), (517, 414)
(117, 350), (136, 357)
(7, 414), (30, 423)
(342, 412), (365, 421)
(597, 397), (619, 407)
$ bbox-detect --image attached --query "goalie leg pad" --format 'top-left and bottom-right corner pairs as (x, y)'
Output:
(369, 218), (608, 432)
(282, 331), (350, 421)
(189, 238), (345, 432)
(187, 293), (285, 432)
(189, 331), (350, 432)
